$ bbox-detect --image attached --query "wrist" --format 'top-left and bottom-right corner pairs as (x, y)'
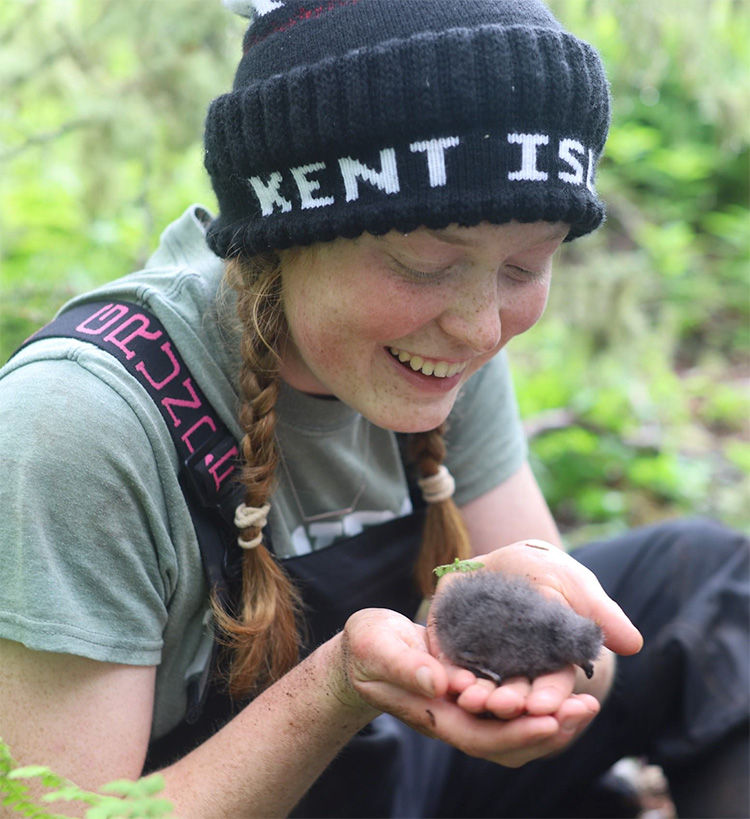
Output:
(316, 632), (381, 723)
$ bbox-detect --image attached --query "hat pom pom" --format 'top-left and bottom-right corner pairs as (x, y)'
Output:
(223, 0), (284, 20)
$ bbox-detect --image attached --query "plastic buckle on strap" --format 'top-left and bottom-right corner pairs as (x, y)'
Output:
(180, 431), (247, 586)
(180, 430), (240, 514)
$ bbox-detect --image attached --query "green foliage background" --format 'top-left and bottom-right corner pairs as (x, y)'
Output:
(1, 0), (748, 544)
(1, 736), (174, 818)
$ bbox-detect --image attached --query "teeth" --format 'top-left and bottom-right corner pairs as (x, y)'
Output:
(389, 347), (467, 378)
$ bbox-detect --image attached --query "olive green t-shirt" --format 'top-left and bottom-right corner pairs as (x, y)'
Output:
(0, 205), (527, 739)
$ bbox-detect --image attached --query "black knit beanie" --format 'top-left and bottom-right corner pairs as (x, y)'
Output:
(204, 0), (610, 258)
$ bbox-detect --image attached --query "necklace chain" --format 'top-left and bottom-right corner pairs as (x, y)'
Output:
(277, 423), (372, 524)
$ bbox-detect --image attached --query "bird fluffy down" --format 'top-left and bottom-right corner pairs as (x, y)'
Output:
(431, 572), (603, 683)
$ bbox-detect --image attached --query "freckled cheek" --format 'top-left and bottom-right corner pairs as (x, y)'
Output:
(293, 314), (350, 368)
(373, 289), (443, 341)
(339, 291), (435, 347)
(504, 286), (550, 339)
(287, 303), (379, 374)
(368, 308), (432, 344)
(287, 278), (436, 372)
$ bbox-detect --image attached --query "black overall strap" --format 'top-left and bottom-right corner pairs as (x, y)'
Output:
(16, 300), (247, 716)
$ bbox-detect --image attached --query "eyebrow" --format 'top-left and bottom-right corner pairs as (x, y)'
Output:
(426, 223), (570, 247)
(425, 229), (481, 247)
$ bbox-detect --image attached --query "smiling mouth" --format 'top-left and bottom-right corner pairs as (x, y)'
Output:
(389, 347), (468, 378)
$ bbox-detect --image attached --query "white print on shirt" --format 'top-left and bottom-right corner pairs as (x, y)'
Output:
(246, 133), (596, 216)
(288, 496), (413, 555)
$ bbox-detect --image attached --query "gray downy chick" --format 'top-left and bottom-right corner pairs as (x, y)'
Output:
(431, 572), (603, 684)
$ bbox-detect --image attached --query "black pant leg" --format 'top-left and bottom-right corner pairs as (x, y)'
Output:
(575, 517), (749, 767)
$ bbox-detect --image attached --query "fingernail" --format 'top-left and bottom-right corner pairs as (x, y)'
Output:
(416, 666), (435, 698)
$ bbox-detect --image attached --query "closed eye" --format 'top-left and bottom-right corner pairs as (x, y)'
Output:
(389, 257), (452, 283)
(505, 265), (548, 283)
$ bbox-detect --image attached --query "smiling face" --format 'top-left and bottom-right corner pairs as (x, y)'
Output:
(278, 220), (568, 432)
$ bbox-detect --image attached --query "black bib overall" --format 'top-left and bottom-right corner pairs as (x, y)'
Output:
(144, 508), (436, 818)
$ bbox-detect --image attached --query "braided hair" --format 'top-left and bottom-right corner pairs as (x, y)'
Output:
(216, 254), (469, 698)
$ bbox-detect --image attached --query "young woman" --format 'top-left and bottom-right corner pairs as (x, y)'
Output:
(1, 1), (747, 817)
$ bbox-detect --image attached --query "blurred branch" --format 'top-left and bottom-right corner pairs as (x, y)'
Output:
(0, 118), (96, 162)
(4, 0), (117, 93)
(602, 188), (651, 246)
(4, 42), (71, 94)
(0, 3), (40, 48)
(523, 409), (580, 440)
(524, 409), (662, 451)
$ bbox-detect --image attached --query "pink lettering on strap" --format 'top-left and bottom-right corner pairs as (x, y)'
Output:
(103, 314), (163, 361)
(207, 445), (238, 492)
(76, 303), (130, 335)
(181, 415), (217, 454)
(135, 341), (181, 390)
(162, 378), (202, 428)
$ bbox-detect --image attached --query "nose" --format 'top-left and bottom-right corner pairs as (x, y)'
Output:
(437, 271), (503, 354)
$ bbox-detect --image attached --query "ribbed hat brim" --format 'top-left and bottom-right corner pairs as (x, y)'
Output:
(205, 18), (610, 256)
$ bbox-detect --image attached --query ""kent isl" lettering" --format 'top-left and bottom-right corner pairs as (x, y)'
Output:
(248, 132), (596, 216)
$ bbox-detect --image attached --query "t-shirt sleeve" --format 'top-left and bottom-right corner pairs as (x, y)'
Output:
(0, 349), (178, 665)
(443, 351), (528, 507)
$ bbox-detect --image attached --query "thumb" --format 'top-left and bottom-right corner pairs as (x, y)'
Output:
(588, 593), (643, 656)
(345, 609), (450, 699)
(481, 541), (644, 657)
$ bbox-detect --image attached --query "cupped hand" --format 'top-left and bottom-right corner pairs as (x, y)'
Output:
(426, 587), (602, 727)
(335, 608), (600, 768)
(452, 666), (578, 719)
(471, 540), (644, 657)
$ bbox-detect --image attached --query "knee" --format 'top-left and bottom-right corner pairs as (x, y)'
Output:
(642, 517), (748, 569)
(620, 519), (749, 611)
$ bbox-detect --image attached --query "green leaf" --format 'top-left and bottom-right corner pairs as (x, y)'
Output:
(129, 797), (174, 817)
(433, 558), (485, 578)
(85, 805), (121, 819)
(136, 774), (166, 797)
(7, 766), (53, 780)
(42, 785), (98, 803)
(99, 778), (144, 798)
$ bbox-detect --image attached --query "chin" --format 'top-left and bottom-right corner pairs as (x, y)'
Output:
(364, 404), (453, 434)
(391, 418), (448, 434)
